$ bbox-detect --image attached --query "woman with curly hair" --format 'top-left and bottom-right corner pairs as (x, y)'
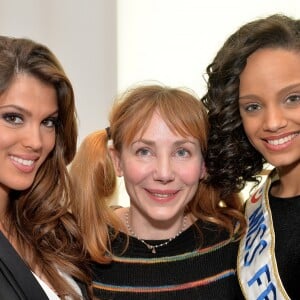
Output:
(70, 83), (246, 300)
(0, 36), (91, 299)
(202, 14), (300, 299)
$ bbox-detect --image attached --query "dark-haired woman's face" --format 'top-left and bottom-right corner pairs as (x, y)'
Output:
(239, 48), (300, 168)
(0, 74), (57, 196)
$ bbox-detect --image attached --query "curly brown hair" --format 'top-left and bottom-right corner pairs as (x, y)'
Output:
(201, 14), (300, 198)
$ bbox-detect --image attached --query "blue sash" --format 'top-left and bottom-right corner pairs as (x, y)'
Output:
(237, 172), (290, 299)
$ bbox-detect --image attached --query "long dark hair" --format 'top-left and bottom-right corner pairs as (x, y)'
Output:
(0, 36), (91, 299)
(201, 14), (300, 197)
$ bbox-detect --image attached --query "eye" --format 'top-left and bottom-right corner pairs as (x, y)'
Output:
(3, 113), (23, 124)
(136, 147), (151, 157)
(241, 103), (261, 112)
(175, 148), (190, 158)
(42, 117), (58, 128)
(286, 94), (300, 104)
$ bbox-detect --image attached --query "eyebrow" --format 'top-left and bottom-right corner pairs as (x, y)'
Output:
(278, 82), (300, 95)
(133, 139), (197, 146)
(239, 82), (300, 101)
(0, 104), (34, 117)
(0, 104), (58, 116)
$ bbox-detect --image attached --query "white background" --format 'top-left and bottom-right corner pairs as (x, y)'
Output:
(0, 0), (298, 204)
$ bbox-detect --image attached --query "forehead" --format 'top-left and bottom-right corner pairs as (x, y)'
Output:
(133, 112), (190, 141)
(0, 74), (57, 112)
(240, 48), (300, 94)
(244, 48), (300, 71)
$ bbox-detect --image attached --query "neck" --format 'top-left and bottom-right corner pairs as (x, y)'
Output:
(125, 208), (189, 240)
(125, 208), (188, 254)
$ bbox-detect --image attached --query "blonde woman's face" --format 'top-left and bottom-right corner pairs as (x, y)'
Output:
(0, 74), (57, 196)
(110, 112), (205, 237)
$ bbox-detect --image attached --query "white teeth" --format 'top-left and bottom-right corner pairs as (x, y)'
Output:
(152, 193), (174, 198)
(10, 156), (34, 166)
(267, 133), (298, 145)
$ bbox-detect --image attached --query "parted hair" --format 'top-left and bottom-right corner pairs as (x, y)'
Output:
(0, 36), (91, 299)
(201, 14), (300, 197)
(70, 83), (246, 263)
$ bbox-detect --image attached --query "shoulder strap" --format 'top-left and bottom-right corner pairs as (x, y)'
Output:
(0, 231), (49, 300)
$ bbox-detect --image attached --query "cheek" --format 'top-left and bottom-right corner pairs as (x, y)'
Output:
(43, 133), (56, 157)
(121, 162), (151, 184)
(0, 130), (16, 147)
(241, 116), (256, 137)
(178, 165), (202, 185)
(241, 121), (259, 149)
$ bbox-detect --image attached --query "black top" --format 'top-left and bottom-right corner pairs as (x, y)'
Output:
(269, 186), (300, 299)
(0, 231), (49, 300)
(0, 231), (89, 300)
(92, 220), (244, 300)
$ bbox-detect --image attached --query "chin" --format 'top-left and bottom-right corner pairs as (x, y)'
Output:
(267, 160), (296, 169)
(11, 180), (35, 191)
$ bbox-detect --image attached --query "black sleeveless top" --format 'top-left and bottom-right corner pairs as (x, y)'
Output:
(269, 187), (300, 299)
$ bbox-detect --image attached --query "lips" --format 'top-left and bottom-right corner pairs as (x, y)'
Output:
(151, 192), (177, 198)
(10, 155), (35, 166)
(9, 154), (39, 173)
(266, 132), (299, 145)
(145, 189), (179, 203)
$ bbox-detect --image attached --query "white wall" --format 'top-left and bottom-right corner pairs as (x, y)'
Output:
(2, 1), (298, 147)
(0, 0), (117, 145)
(115, 0), (300, 205)
(1, 1), (299, 205)
(117, 0), (300, 97)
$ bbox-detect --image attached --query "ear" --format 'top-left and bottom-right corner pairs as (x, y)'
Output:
(199, 161), (207, 180)
(109, 146), (123, 177)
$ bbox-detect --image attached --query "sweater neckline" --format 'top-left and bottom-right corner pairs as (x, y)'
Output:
(112, 220), (231, 258)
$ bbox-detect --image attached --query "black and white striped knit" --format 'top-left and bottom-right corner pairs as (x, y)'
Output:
(92, 220), (244, 300)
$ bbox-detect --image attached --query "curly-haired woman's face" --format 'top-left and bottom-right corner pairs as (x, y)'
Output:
(0, 74), (57, 197)
(239, 48), (300, 168)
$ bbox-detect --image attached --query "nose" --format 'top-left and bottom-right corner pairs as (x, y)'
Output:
(153, 155), (175, 183)
(263, 106), (287, 132)
(22, 125), (43, 151)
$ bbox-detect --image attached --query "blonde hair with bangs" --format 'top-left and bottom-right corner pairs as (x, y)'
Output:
(111, 84), (208, 154)
(70, 83), (246, 263)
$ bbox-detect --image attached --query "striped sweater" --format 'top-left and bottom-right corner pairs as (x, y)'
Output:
(92, 220), (244, 300)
